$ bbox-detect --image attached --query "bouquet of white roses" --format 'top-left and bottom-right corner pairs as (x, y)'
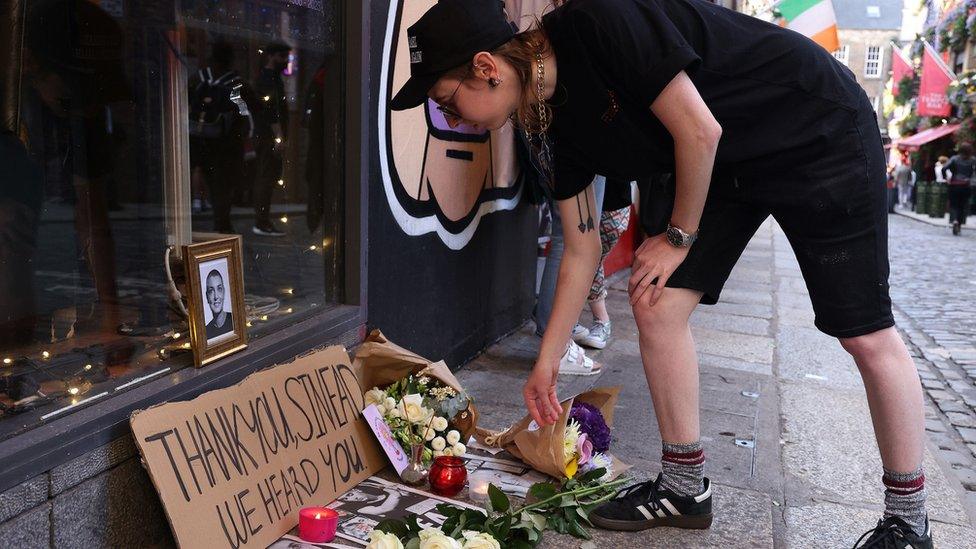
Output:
(354, 330), (479, 465)
(364, 372), (472, 464)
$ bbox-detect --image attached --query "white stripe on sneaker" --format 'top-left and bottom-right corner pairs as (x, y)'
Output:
(636, 505), (653, 520)
(661, 499), (681, 516)
(655, 507), (667, 518)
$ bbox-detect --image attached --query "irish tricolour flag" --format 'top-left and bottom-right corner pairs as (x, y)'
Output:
(775, 0), (840, 52)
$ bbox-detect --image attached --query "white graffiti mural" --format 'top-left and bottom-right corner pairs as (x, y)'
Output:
(378, 0), (523, 250)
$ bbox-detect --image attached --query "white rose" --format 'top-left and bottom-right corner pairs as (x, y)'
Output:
(446, 430), (461, 445)
(423, 427), (437, 441)
(432, 416), (449, 432)
(431, 436), (446, 451)
(418, 528), (462, 549)
(442, 447), (454, 457)
(384, 397), (397, 413)
(386, 407), (401, 419)
(398, 394), (434, 425)
(366, 530), (404, 549)
(461, 531), (500, 549)
(365, 388), (386, 408)
(452, 443), (466, 456)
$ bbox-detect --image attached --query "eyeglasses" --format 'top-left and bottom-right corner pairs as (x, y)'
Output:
(435, 78), (464, 126)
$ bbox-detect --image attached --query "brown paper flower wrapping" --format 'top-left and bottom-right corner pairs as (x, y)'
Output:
(351, 330), (478, 442)
(475, 387), (629, 480)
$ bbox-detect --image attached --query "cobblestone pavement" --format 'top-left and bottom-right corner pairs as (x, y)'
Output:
(888, 213), (976, 507)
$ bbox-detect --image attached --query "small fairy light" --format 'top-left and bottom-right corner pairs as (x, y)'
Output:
(246, 321), (252, 327)
(172, 332), (181, 340)
(309, 245), (318, 251)
(158, 348), (169, 359)
(182, 342), (191, 349)
(274, 137), (282, 144)
(42, 351), (51, 359)
(284, 308), (294, 314)
(260, 315), (269, 321)
(71, 398), (79, 405)
(2, 358), (12, 365)
(283, 288), (294, 295)
(263, 95), (271, 102)
(277, 179), (284, 187)
(280, 215), (289, 223)
(68, 387), (80, 396)
(84, 364), (92, 371)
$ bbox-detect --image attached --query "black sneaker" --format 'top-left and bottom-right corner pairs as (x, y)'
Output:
(853, 516), (933, 549)
(590, 473), (713, 531)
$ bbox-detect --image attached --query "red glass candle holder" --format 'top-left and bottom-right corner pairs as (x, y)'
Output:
(429, 455), (467, 497)
(298, 507), (338, 543)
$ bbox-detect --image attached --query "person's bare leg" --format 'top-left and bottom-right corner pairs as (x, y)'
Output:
(589, 296), (610, 324)
(840, 327), (927, 535)
(840, 328), (924, 471)
(632, 287), (703, 445)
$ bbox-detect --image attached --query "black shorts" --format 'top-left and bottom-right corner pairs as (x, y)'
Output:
(648, 98), (893, 339)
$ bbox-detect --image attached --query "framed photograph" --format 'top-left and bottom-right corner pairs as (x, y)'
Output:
(183, 236), (247, 366)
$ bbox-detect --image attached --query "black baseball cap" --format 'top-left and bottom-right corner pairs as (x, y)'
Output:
(390, 0), (515, 111)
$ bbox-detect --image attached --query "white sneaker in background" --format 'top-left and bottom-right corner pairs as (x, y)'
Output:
(580, 321), (611, 350)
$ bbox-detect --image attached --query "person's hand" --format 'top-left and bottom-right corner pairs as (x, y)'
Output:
(523, 360), (563, 426)
(629, 234), (691, 307)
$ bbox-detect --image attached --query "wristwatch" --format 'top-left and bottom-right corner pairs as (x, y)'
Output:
(665, 222), (697, 248)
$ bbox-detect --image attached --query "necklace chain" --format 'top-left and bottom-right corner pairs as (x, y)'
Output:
(534, 51), (548, 132)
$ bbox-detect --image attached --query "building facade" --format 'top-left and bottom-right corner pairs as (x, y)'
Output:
(832, 0), (905, 130)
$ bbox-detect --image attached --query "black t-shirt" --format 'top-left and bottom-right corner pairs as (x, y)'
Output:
(542, 0), (866, 200)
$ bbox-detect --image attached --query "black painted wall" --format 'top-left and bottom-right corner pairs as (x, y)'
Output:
(365, 1), (538, 367)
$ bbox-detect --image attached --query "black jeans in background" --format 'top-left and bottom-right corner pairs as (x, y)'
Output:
(253, 139), (282, 227)
(948, 185), (972, 225)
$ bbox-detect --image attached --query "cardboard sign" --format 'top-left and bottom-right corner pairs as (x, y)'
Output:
(361, 404), (410, 476)
(130, 346), (386, 549)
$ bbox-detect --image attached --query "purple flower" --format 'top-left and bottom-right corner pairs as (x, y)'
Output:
(570, 401), (612, 453)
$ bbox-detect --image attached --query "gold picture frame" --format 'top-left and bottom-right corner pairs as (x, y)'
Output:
(183, 236), (247, 367)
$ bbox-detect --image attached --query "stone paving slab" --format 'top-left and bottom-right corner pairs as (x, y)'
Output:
(780, 381), (971, 526)
(785, 502), (976, 549)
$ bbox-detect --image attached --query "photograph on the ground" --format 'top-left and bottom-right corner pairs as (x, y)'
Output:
(327, 477), (480, 546)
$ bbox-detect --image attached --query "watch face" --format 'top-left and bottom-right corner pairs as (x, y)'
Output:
(666, 227), (682, 247)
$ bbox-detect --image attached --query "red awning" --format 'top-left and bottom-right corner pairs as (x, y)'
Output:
(895, 124), (960, 151)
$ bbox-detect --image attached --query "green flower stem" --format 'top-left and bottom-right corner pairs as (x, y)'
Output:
(513, 478), (629, 515)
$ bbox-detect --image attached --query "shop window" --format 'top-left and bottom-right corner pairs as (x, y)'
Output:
(1, 0), (344, 439)
(832, 45), (850, 66)
(865, 46), (882, 78)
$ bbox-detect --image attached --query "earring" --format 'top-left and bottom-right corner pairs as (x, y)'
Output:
(488, 77), (501, 88)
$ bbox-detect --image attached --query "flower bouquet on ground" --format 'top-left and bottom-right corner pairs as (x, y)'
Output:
(475, 387), (628, 480)
(364, 466), (629, 548)
(353, 330), (478, 465)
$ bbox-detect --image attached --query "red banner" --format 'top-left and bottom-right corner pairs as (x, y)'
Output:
(891, 46), (914, 97)
(918, 42), (954, 117)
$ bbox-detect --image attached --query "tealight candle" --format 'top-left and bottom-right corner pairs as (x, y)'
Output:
(298, 507), (338, 543)
(468, 471), (491, 504)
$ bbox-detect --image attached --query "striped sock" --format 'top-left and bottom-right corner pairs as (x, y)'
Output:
(660, 441), (705, 497)
(882, 467), (927, 536)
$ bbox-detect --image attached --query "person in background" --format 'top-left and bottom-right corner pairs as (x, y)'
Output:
(188, 41), (249, 233)
(576, 179), (632, 350)
(251, 43), (292, 237)
(894, 156), (915, 210)
(941, 143), (975, 236)
(934, 155), (950, 185)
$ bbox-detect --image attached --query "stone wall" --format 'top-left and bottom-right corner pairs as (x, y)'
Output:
(0, 436), (173, 549)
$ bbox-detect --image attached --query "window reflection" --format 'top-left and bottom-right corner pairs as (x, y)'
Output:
(0, 0), (343, 438)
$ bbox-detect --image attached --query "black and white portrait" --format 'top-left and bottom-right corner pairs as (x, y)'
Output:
(199, 258), (235, 344)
